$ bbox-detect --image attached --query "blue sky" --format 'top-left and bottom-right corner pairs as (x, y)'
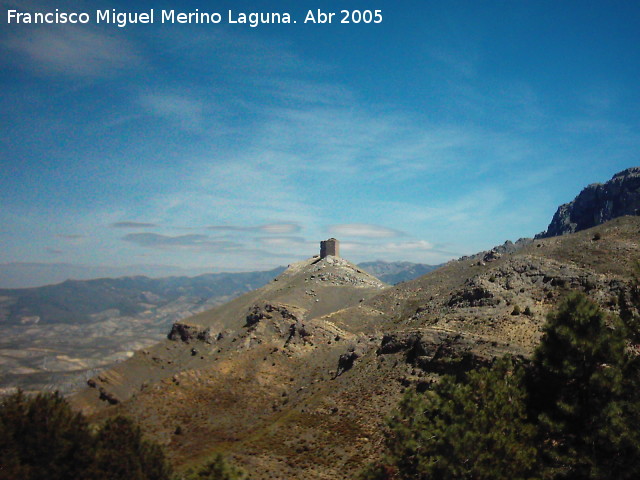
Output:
(1, 0), (640, 286)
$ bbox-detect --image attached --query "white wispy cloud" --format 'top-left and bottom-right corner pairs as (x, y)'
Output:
(328, 224), (404, 238)
(207, 223), (301, 234)
(3, 25), (139, 78)
(122, 233), (239, 250)
(383, 240), (436, 252)
(339, 239), (452, 265)
(254, 78), (354, 106)
(259, 223), (302, 234)
(4, 19), (579, 272)
(55, 234), (85, 239)
(53, 233), (87, 247)
(429, 47), (480, 78)
(120, 87), (542, 266)
(111, 222), (157, 229)
(259, 236), (308, 247)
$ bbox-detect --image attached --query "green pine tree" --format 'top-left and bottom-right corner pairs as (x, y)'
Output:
(0, 391), (173, 480)
(618, 260), (640, 344)
(91, 416), (172, 480)
(373, 356), (537, 480)
(532, 291), (640, 479)
(0, 390), (94, 480)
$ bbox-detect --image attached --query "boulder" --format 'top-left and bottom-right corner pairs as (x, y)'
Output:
(167, 322), (212, 343)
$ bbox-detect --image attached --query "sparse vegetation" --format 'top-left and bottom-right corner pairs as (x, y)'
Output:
(618, 260), (640, 343)
(7, 216), (635, 479)
(179, 453), (246, 480)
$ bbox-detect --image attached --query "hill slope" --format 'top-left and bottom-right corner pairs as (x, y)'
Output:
(69, 217), (638, 479)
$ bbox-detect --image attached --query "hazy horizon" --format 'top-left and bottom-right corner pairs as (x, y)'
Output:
(0, 256), (444, 289)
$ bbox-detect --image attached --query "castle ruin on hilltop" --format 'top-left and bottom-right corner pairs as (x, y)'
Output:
(320, 238), (340, 258)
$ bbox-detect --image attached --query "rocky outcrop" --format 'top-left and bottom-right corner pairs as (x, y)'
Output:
(306, 256), (387, 288)
(461, 238), (532, 263)
(167, 322), (212, 343)
(335, 343), (369, 377)
(539, 167), (640, 238)
(377, 330), (506, 375)
(335, 350), (359, 377)
(447, 281), (498, 308)
(245, 303), (299, 328)
(285, 321), (311, 343)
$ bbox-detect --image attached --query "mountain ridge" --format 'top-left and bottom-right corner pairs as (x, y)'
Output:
(69, 215), (640, 479)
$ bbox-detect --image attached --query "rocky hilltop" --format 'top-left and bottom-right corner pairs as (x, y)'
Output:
(72, 255), (387, 410)
(539, 167), (640, 237)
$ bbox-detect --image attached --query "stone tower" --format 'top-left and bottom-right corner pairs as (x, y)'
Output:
(320, 238), (340, 258)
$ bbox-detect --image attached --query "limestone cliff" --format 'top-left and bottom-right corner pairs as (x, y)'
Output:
(538, 167), (640, 238)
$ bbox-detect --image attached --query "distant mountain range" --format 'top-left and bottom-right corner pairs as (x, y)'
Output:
(358, 260), (441, 284)
(0, 267), (283, 395)
(0, 268), (285, 326)
(0, 261), (435, 327)
(0, 262), (244, 289)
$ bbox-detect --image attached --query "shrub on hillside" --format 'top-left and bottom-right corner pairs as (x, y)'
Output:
(180, 453), (246, 480)
(0, 391), (172, 480)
